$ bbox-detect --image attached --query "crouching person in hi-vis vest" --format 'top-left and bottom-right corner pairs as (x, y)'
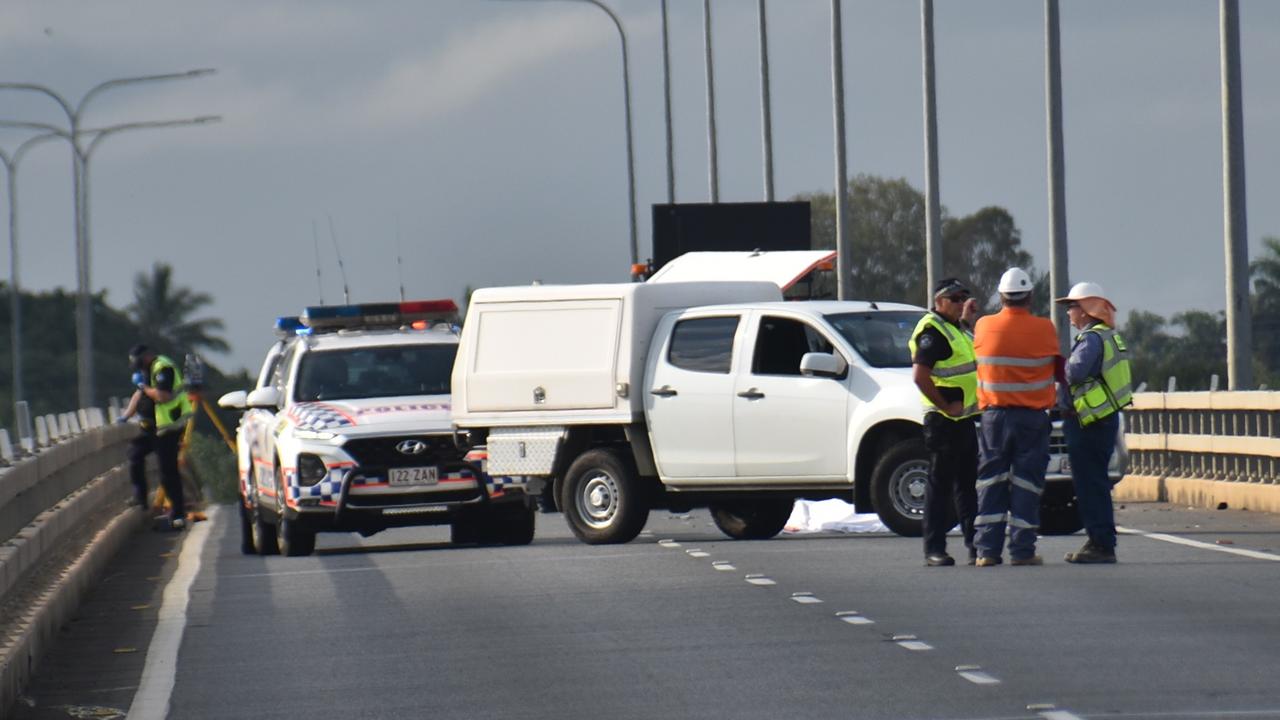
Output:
(971, 268), (1063, 566)
(1055, 282), (1132, 564)
(910, 278), (981, 567)
(119, 343), (195, 531)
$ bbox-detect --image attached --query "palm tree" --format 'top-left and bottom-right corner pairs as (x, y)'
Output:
(1250, 236), (1280, 385)
(126, 262), (229, 356)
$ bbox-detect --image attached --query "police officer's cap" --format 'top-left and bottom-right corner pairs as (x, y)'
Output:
(932, 278), (970, 299)
(128, 344), (151, 369)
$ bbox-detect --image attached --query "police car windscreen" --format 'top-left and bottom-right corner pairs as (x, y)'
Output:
(824, 311), (923, 369)
(294, 345), (457, 401)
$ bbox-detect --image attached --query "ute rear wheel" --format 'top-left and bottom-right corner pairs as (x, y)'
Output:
(560, 448), (648, 545)
(709, 499), (794, 540)
(871, 438), (929, 537)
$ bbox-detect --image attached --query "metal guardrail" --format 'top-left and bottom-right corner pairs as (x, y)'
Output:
(1124, 391), (1280, 486)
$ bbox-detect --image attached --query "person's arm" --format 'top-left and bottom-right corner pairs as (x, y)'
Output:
(142, 367), (176, 403)
(120, 388), (143, 420)
(913, 364), (963, 417)
(1065, 333), (1104, 386)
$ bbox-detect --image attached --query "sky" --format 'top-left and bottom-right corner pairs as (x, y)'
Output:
(1, 0), (1278, 377)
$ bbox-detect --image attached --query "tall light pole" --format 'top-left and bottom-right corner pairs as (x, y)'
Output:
(0, 69), (216, 408)
(1220, 0), (1253, 390)
(1044, 0), (1071, 354)
(0, 132), (59, 406)
(758, 0), (775, 202)
(831, 0), (853, 301)
(703, 0), (720, 203)
(921, 0), (942, 304)
(661, 0), (676, 204)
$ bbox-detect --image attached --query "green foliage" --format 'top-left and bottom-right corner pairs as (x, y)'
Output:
(127, 262), (229, 355)
(798, 175), (1046, 313)
(184, 430), (239, 504)
(1251, 236), (1280, 388)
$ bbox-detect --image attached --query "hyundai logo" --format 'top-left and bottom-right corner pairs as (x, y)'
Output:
(396, 439), (428, 455)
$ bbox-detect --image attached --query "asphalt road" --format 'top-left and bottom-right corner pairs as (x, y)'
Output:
(11, 501), (1280, 720)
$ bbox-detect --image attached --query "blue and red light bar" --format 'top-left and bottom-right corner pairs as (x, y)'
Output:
(300, 299), (459, 331)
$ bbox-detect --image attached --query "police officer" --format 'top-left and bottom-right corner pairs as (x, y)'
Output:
(910, 278), (980, 567)
(119, 344), (194, 530)
(1056, 282), (1132, 564)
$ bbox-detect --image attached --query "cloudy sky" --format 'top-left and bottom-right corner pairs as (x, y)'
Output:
(1, 0), (1278, 375)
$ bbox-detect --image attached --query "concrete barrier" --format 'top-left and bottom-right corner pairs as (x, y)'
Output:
(0, 419), (144, 717)
(1116, 391), (1280, 512)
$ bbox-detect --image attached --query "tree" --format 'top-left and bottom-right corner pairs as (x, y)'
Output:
(799, 175), (1045, 311)
(126, 262), (229, 357)
(1250, 236), (1280, 386)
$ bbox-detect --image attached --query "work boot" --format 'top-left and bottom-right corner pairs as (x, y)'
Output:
(975, 555), (1002, 567)
(1064, 541), (1116, 564)
(967, 547), (978, 565)
(924, 553), (955, 567)
(1010, 555), (1044, 566)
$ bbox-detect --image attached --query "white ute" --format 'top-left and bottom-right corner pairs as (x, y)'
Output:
(452, 252), (1094, 544)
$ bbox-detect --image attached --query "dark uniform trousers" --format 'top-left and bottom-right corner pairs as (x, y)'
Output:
(921, 410), (978, 556)
(127, 429), (185, 522)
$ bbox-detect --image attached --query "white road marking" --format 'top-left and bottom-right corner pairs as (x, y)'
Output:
(712, 560), (736, 571)
(657, 538), (681, 548)
(1039, 711), (1084, 720)
(959, 670), (1000, 685)
(790, 592), (822, 604)
(897, 640), (933, 651)
(126, 506), (219, 720)
(835, 611), (874, 625)
(744, 574), (775, 585)
(1118, 526), (1280, 561)
(685, 549), (710, 558)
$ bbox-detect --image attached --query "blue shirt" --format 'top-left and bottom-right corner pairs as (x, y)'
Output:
(1057, 324), (1104, 408)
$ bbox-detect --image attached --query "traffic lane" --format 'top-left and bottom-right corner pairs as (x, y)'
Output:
(172, 514), (1027, 720)
(668, 505), (1280, 719)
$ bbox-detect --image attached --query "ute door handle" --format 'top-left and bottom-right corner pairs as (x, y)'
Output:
(737, 388), (765, 400)
(650, 385), (678, 397)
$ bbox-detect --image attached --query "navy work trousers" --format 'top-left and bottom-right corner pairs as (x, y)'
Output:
(127, 430), (184, 522)
(974, 407), (1050, 560)
(921, 411), (978, 557)
(1063, 411), (1120, 550)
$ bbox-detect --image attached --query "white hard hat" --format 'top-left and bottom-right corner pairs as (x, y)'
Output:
(997, 267), (1033, 295)
(1055, 281), (1107, 304)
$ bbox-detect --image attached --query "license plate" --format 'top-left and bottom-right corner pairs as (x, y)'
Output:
(388, 466), (439, 486)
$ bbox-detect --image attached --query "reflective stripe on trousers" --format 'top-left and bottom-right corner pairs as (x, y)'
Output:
(973, 407), (1050, 560)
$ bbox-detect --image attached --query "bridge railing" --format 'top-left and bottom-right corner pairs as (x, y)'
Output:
(1118, 391), (1280, 512)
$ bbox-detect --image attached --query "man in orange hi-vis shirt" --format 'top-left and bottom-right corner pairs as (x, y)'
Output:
(971, 268), (1063, 567)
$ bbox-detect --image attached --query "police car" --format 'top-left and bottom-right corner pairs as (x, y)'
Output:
(218, 300), (533, 557)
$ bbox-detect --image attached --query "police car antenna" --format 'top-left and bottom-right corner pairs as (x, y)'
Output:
(395, 217), (405, 302)
(327, 213), (351, 304)
(311, 220), (325, 306)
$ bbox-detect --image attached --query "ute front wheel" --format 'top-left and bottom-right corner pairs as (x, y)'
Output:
(871, 438), (929, 537)
(560, 449), (648, 545)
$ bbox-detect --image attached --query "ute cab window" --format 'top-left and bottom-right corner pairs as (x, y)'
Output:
(752, 315), (837, 376)
(667, 316), (739, 374)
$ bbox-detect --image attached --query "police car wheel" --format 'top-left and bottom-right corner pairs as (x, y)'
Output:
(252, 506), (279, 556)
(560, 448), (648, 545)
(488, 504), (535, 546)
(239, 501), (256, 555)
(871, 438), (929, 537)
(710, 499), (794, 540)
(278, 515), (316, 557)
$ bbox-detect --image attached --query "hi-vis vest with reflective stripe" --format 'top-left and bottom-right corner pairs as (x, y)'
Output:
(909, 312), (979, 418)
(151, 354), (194, 433)
(1070, 322), (1132, 427)
(973, 307), (1060, 410)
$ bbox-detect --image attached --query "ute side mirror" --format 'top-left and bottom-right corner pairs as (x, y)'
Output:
(800, 352), (847, 379)
(246, 387), (282, 409)
(217, 390), (248, 410)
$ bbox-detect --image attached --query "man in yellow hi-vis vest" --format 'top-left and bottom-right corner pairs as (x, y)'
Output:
(910, 278), (981, 567)
(1055, 282), (1132, 564)
(119, 344), (194, 530)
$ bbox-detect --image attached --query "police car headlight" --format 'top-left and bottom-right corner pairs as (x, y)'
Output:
(297, 453), (327, 486)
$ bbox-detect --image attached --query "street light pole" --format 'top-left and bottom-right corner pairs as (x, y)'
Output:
(0, 132), (59, 406)
(661, 0), (676, 204)
(831, 0), (853, 301)
(758, 0), (775, 202)
(1044, 0), (1071, 354)
(0, 69), (216, 408)
(1220, 0), (1253, 390)
(921, 0), (942, 305)
(703, 0), (720, 203)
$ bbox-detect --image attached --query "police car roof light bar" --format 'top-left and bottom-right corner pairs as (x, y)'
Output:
(300, 299), (459, 331)
(274, 316), (305, 337)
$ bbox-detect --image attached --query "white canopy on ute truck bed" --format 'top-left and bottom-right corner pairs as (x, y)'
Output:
(646, 250), (836, 290)
(451, 280), (781, 426)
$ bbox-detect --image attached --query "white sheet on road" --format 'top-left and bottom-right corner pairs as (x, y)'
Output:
(783, 499), (889, 534)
